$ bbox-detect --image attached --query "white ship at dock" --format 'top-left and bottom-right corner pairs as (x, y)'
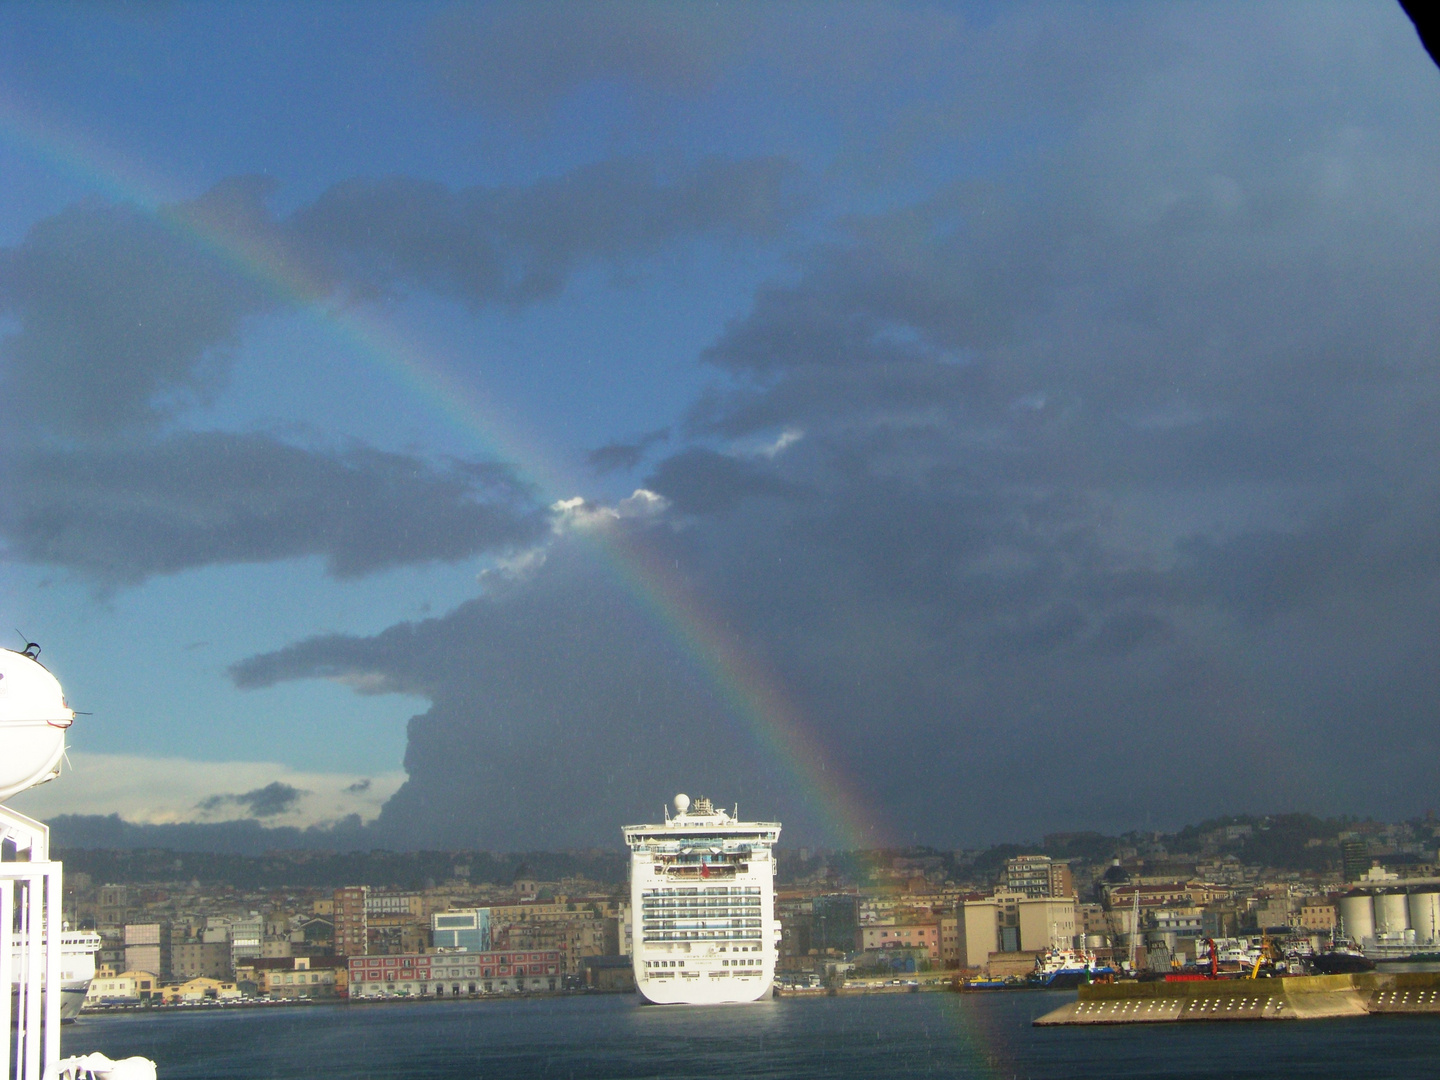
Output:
(10, 929), (102, 1021)
(623, 795), (780, 1004)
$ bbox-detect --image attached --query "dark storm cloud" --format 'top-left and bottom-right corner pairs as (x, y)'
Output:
(230, 536), (825, 850)
(643, 448), (799, 514)
(293, 157), (802, 305)
(198, 781), (304, 819)
(230, 2), (1440, 846)
(1, 432), (544, 585)
(586, 427), (669, 474)
(425, 1), (741, 114)
(0, 179), (276, 438)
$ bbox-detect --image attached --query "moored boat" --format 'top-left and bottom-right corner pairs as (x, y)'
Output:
(1027, 947), (1113, 989)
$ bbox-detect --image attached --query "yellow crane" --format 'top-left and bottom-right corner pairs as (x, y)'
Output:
(1249, 936), (1285, 978)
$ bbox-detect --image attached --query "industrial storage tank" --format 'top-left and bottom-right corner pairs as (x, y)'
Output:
(1375, 891), (1411, 935)
(1339, 893), (1375, 944)
(1084, 933), (1108, 950)
(0, 646), (76, 801)
(1408, 892), (1440, 945)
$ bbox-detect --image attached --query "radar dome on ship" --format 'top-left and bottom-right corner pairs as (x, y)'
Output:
(0, 647), (75, 802)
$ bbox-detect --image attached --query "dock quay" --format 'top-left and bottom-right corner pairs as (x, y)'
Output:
(1034, 971), (1440, 1025)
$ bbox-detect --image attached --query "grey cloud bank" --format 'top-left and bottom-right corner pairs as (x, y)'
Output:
(2, 433), (545, 585)
(234, 3), (1440, 848)
(5, 1), (1438, 849)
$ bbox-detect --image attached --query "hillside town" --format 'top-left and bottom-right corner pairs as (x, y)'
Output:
(63, 812), (1440, 1007)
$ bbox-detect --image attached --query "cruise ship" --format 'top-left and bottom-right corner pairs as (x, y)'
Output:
(10, 930), (102, 1020)
(623, 795), (780, 1004)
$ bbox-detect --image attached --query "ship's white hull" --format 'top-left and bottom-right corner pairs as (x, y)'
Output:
(10, 982), (89, 1022)
(637, 974), (772, 1005)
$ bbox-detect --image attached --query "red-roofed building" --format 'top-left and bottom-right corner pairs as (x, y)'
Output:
(347, 950), (561, 997)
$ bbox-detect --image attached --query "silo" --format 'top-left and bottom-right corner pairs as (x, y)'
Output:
(1375, 891), (1410, 935)
(1339, 893), (1375, 944)
(1408, 892), (1440, 945)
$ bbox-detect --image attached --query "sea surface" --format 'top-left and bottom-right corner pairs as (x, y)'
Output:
(62, 991), (1440, 1079)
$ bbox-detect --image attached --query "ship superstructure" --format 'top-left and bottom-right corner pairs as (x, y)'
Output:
(623, 794), (780, 1004)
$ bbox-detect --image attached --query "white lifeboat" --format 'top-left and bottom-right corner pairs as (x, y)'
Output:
(0, 646), (75, 801)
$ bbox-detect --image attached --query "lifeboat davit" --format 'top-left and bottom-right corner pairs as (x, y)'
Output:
(0, 646), (75, 802)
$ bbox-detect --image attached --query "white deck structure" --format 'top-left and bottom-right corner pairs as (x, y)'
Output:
(623, 795), (780, 1004)
(1, 646), (154, 1080)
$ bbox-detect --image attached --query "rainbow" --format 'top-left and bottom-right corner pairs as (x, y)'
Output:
(0, 91), (888, 850)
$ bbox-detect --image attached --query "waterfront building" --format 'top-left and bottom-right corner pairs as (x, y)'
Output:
(485, 902), (578, 925)
(623, 794), (781, 1004)
(810, 893), (861, 953)
(123, 922), (167, 978)
(1004, 855), (1074, 899)
(618, 901), (633, 956)
(170, 940), (231, 980)
(940, 914), (960, 967)
(159, 977), (241, 1003)
(84, 969), (158, 1005)
(1342, 839), (1372, 882)
(1017, 897), (1077, 952)
(581, 955), (637, 992)
(1299, 902), (1338, 933)
(958, 899), (1000, 969)
(432, 908), (490, 951)
(334, 886), (368, 957)
(1105, 882), (1195, 909)
(858, 922), (942, 961)
(229, 915), (263, 973)
(1152, 908), (1204, 936)
(492, 914), (612, 975)
(248, 956), (346, 998)
(346, 950), (560, 997)
(366, 892), (423, 918)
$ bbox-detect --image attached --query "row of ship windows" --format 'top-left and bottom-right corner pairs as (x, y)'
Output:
(643, 932), (763, 941)
(639, 898), (760, 910)
(642, 887), (762, 896)
(643, 921), (764, 930)
(643, 958), (761, 968)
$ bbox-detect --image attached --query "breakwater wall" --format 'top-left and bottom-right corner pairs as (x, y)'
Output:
(1034, 971), (1440, 1025)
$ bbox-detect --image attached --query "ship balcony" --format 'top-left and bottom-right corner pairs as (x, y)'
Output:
(655, 865), (742, 879)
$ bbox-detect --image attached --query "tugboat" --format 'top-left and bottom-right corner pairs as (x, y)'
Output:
(1027, 948), (1113, 989)
(1307, 943), (1375, 975)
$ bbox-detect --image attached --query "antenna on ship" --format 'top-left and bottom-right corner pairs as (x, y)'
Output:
(14, 628), (40, 659)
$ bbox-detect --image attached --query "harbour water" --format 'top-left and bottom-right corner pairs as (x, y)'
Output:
(62, 992), (1440, 1079)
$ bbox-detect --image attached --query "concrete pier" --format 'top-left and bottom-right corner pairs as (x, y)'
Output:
(1034, 971), (1440, 1025)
